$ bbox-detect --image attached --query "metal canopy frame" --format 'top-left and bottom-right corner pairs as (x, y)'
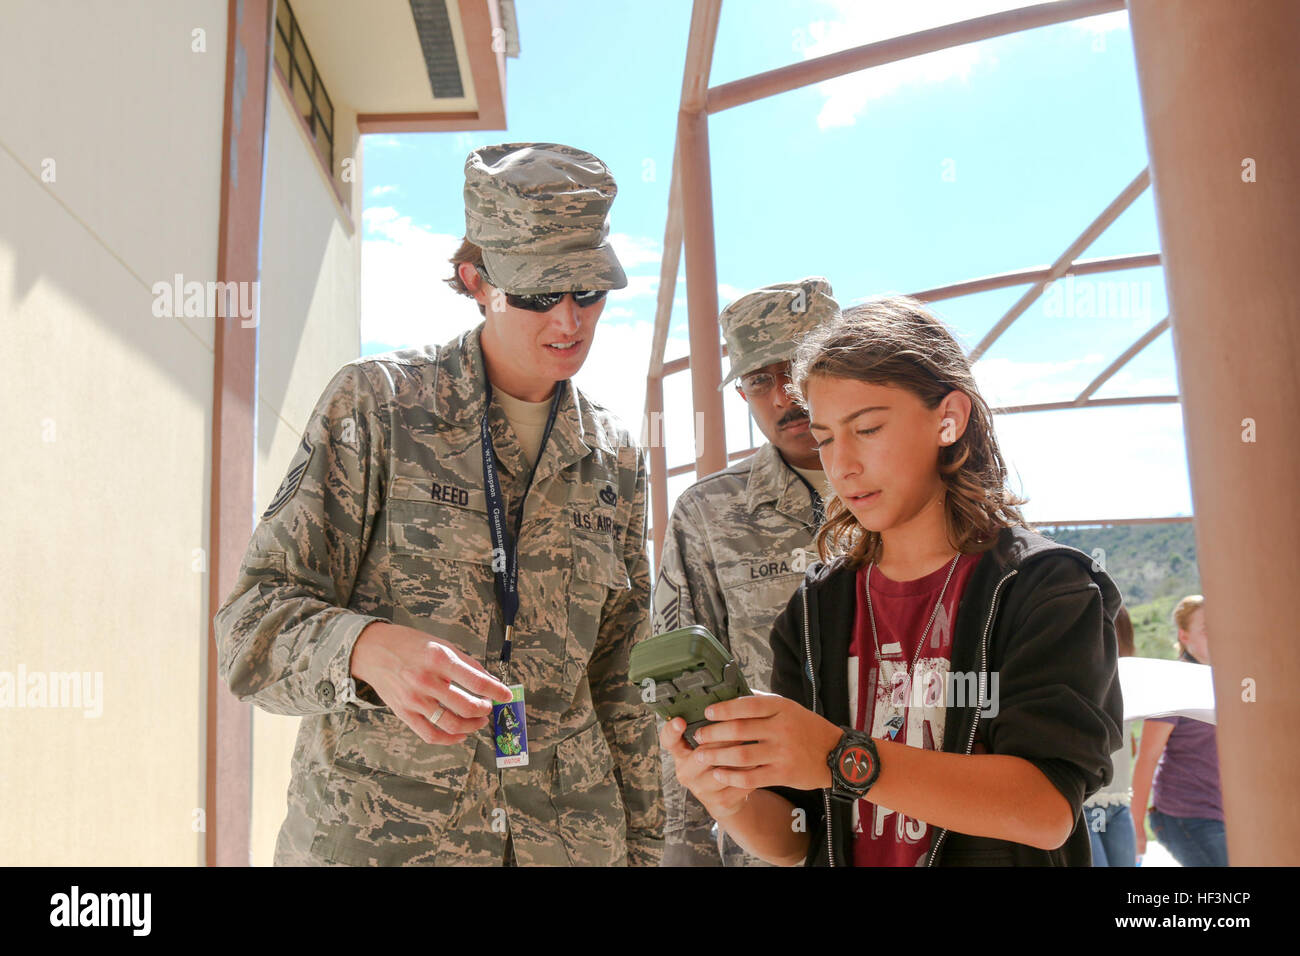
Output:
(643, 0), (1188, 563)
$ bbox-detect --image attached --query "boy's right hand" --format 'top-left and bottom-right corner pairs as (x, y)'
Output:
(660, 716), (755, 819)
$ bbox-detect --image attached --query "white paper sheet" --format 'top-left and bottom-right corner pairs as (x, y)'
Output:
(1118, 656), (1216, 725)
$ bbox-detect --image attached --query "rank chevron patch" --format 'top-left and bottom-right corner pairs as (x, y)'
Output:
(262, 435), (314, 521)
(651, 568), (684, 634)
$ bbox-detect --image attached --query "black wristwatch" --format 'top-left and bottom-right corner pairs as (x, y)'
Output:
(826, 728), (881, 803)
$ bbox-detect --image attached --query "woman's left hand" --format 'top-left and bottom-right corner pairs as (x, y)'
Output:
(690, 691), (844, 792)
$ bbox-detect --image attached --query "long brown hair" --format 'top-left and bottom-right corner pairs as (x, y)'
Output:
(1115, 605), (1135, 657)
(790, 295), (1028, 569)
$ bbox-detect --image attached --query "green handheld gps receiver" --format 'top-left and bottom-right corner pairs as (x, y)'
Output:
(628, 625), (751, 748)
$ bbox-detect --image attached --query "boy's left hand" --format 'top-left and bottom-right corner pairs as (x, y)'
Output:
(690, 691), (844, 792)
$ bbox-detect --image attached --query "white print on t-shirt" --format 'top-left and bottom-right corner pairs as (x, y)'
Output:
(931, 600), (953, 650)
(847, 654), (950, 846)
(874, 657), (949, 844)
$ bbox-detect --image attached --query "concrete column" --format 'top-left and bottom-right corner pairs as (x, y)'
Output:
(1127, 0), (1300, 865)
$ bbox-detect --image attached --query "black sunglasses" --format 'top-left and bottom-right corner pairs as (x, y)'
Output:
(475, 265), (607, 313)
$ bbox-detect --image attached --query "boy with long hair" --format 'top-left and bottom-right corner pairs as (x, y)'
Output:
(661, 295), (1124, 865)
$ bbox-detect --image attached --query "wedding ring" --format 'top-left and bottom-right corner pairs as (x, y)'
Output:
(429, 705), (446, 728)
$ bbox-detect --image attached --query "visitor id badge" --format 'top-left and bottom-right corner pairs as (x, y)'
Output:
(493, 684), (529, 768)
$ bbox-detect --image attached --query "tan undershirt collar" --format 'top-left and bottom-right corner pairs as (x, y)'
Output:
(791, 463), (827, 496)
(494, 388), (555, 468)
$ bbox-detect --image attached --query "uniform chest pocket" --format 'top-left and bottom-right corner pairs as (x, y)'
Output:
(563, 528), (630, 690)
(717, 567), (803, 693)
(385, 476), (494, 659)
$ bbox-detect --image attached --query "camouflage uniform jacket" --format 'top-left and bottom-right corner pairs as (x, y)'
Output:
(651, 442), (821, 866)
(213, 323), (663, 866)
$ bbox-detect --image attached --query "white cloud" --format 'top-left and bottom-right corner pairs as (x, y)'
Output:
(973, 349), (1180, 409)
(450, 132), (492, 156)
(369, 184), (398, 197)
(363, 135), (406, 150)
(797, 0), (1115, 129)
(1067, 9), (1130, 34)
(628, 281), (748, 310)
(574, 318), (659, 434)
(959, 350), (1189, 521)
(609, 233), (664, 269)
(973, 353), (1106, 407)
(361, 207), (472, 348)
(617, 273), (662, 300)
(1092, 369), (1179, 399)
(718, 282), (748, 304)
(994, 403), (1191, 523)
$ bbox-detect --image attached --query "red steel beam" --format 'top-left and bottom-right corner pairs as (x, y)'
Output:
(707, 0), (1125, 113)
(207, 0), (274, 868)
(912, 252), (1161, 303)
(1032, 516), (1194, 527)
(969, 167), (1151, 362)
(991, 395), (1178, 415)
(1074, 315), (1171, 404)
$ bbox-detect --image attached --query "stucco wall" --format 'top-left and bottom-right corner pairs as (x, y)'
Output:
(0, 0), (228, 865)
(248, 61), (364, 867)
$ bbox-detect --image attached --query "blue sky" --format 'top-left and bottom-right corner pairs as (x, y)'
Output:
(359, 0), (1191, 527)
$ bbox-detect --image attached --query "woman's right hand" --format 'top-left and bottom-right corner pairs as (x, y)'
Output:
(1135, 816), (1147, 858)
(350, 621), (514, 746)
(659, 716), (755, 819)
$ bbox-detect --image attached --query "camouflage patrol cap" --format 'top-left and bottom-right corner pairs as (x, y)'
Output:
(719, 277), (839, 390)
(464, 142), (628, 295)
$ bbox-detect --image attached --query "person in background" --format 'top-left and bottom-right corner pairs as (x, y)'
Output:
(1131, 594), (1228, 866)
(1084, 605), (1137, 866)
(653, 277), (838, 867)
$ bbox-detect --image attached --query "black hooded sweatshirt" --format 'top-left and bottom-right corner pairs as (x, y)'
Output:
(765, 525), (1125, 866)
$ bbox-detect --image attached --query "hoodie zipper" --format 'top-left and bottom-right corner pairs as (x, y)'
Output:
(925, 567), (1018, 867)
(800, 583), (836, 867)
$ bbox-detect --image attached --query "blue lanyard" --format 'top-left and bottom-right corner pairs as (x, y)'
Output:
(480, 377), (565, 673)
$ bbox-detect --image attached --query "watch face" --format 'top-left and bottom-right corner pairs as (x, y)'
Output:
(838, 744), (876, 787)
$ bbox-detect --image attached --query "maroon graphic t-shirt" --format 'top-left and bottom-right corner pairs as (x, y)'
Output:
(848, 552), (981, 867)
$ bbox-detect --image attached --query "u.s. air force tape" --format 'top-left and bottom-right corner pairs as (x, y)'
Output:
(262, 435), (314, 520)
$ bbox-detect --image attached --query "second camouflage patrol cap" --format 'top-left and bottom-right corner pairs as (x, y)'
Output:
(719, 277), (839, 390)
(463, 142), (628, 296)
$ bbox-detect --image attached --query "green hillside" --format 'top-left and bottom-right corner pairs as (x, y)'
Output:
(1034, 522), (1201, 660)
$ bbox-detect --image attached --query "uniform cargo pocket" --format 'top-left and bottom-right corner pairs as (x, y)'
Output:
(331, 707), (477, 783)
(564, 529), (630, 690)
(551, 721), (625, 866)
(310, 709), (475, 866)
(555, 720), (616, 793)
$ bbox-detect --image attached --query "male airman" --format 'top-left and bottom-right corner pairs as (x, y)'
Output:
(653, 277), (839, 866)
